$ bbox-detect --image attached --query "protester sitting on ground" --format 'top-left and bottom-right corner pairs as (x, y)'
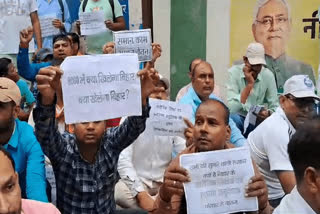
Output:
(227, 42), (278, 136)
(116, 77), (185, 211)
(151, 99), (272, 214)
(175, 58), (220, 102)
(0, 78), (47, 202)
(34, 65), (162, 213)
(0, 58), (35, 121)
(179, 60), (246, 147)
(247, 75), (320, 208)
(0, 146), (60, 213)
(273, 116), (320, 214)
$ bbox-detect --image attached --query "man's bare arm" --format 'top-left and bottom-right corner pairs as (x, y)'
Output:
(30, 11), (42, 49)
(276, 171), (296, 194)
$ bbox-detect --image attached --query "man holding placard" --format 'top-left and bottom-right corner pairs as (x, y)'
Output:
(116, 77), (186, 211)
(78, 0), (126, 54)
(33, 64), (160, 213)
(37, 0), (72, 49)
(151, 99), (272, 214)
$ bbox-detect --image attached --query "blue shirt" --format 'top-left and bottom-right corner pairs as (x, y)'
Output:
(66, 0), (80, 23)
(17, 47), (51, 82)
(37, 0), (72, 49)
(3, 119), (47, 202)
(16, 79), (36, 105)
(179, 86), (246, 147)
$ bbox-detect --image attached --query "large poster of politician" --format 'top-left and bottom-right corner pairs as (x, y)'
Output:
(230, 0), (319, 93)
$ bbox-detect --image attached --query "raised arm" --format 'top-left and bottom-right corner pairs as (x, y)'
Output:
(105, 68), (163, 152)
(34, 67), (67, 166)
(17, 27), (50, 81)
(30, 11), (42, 49)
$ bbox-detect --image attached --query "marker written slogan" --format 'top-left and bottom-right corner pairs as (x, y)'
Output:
(61, 54), (141, 124)
(148, 99), (193, 138)
(180, 147), (258, 214)
(113, 29), (152, 62)
(79, 11), (107, 36)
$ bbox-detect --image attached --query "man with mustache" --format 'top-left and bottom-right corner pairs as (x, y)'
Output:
(34, 65), (160, 214)
(247, 75), (319, 208)
(179, 61), (246, 147)
(252, 0), (315, 93)
(151, 99), (272, 214)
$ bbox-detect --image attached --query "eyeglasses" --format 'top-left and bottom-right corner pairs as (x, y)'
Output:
(286, 95), (316, 110)
(256, 17), (288, 27)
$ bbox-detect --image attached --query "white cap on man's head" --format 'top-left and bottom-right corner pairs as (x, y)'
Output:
(245, 42), (266, 65)
(283, 75), (319, 100)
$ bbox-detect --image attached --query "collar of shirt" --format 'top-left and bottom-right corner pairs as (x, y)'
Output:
(275, 107), (296, 137)
(185, 86), (221, 123)
(275, 186), (316, 214)
(7, 120), (17, 149)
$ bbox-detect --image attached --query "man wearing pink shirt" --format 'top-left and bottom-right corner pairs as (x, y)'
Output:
(0, 146), (60, 214)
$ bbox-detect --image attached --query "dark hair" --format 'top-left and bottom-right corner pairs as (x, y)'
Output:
(0, 57), (12, 77)
(53, 34), (71, 46)
(67, 32), (80, 45)
(288, 116), (320, 183)
(188, 58), (202, 73)
(0, 145), (15, 170)
(196, 99), (230, 125)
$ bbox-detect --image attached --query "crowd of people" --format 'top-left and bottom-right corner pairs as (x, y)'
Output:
(0, 0), (320, 214)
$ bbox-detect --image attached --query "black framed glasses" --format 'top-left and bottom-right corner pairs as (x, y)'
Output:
(285, 95), (316, 110)
(256, 17), (288, 27)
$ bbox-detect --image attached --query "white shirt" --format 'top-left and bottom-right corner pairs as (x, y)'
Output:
(247, 107), (295, 200)
(273, 186), (316, 214)
(117, 119), (186, 196)
(0, 0), (37, 53)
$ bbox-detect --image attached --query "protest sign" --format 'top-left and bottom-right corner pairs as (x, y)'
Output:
(0, 15), (35, 54)
(180, 147), (258, 214)
(113, 29), (152, 62)
(148, 99), (192, 138)
(79, 11), (107, 35)
(61, 54), (141, 124)
(39, 15), (60, 37)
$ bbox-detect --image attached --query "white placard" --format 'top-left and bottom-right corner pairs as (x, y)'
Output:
(180, 147), (258, 214)
(61, 54), (141, 124)
(39, 16), (60, 37)
(148, 99), (193, 138)
(0, 15), (35, 54)
(113, 29), (152, 62)
(79, 11), (107, 35)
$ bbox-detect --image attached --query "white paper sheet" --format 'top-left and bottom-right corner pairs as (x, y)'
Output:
(39, 15), (60, 37)
(0, 15), (35, 54)
(180, 147), (258, 214)
(61, 54), (141, 124)
(79, 11), (108, 36)
(113, 29), (152, 62)
(147, 98), (193, 138)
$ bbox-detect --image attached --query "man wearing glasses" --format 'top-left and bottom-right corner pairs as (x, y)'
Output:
(252, 0), (315, 93)
(247, 75), (319, 208)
